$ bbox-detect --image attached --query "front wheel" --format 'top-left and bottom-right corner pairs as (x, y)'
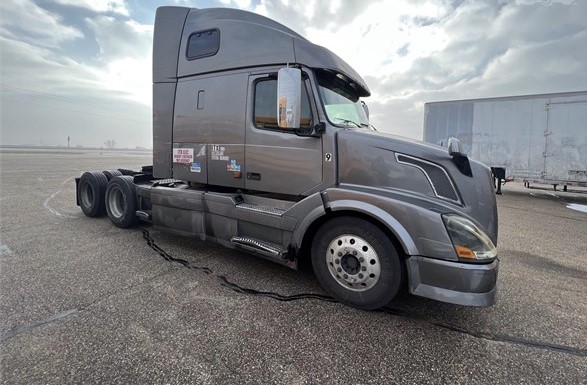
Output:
(311, 217), (403, 310)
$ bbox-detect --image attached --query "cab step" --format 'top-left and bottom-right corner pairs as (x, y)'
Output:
(235, 203), (286, 216)
(136, 210), (152, 222)
(230, 236), (288, 259)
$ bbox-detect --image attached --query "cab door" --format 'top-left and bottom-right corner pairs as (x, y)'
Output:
(244, 73), (322, 195)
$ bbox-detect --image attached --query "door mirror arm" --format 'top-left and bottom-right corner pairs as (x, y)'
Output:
(295, 122), (325, 138)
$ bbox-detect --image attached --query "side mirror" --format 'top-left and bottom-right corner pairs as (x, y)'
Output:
(361, 101), (369, 119)
(447, 137), (465, 156)
(277, 67), (301, 129)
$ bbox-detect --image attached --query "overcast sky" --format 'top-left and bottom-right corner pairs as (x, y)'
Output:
(1, 0), (586, 148)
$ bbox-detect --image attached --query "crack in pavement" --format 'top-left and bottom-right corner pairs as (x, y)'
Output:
(140, 229), (587, 358)
(141, 229), (335, 303)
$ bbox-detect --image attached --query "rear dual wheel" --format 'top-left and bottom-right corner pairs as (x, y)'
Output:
(78, 171), (108, 217)
(103, 169), (122, 181)
(311, 217), (403, 310)
(105, 176), (138, 228)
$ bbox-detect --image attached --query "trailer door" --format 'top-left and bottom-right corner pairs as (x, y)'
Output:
(544, 101), (587, 182)
(244, 73), (322, 195)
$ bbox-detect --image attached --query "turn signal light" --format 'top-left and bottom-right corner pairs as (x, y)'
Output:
(455, 246), (476, 259)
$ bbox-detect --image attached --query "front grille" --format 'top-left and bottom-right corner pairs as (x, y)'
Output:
(396, 154), (460, 203)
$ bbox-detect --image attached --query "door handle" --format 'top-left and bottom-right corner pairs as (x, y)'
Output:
(247, 172), (261, 181)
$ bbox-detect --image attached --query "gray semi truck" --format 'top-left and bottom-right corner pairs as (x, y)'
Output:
(76, 6), (499, 310)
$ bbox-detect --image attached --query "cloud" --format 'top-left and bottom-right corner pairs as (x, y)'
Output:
(220, 0), (252, 9)
(53, 0), (129, 16)
(0, 0), (152, 148)
(0, 35), (151, 147)
(85, 16), (152, 60)
(253, 0), (377, 34)
(85, 16), (153, 104)
(0, 0), (83, 47)
(0, 36), (100, 96)
(251, 0), (587, 139)
(1, 0), (586, 148)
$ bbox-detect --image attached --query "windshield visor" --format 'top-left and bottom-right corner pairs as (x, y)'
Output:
(316, 69), (369, 128)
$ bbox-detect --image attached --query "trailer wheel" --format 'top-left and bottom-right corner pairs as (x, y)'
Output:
(102, 169), (122, 181)
(311, 217), (403, 310)
(105, 176), (138, 228)
(78, 171), (108, 217)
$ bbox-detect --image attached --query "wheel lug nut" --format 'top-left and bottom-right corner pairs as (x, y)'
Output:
(359, 257), (364, 262)
(337, 252), (342, 257)
(335, 259), (340, 264)
(343, 274), (348, 279)
(361, 266), (366, 271)
(358, 273), (364, 279)
(337, 267), (342, 272)
(352, 250), (357, 255)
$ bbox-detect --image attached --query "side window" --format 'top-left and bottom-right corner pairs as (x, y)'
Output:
(186, 29), (219, 60)
(254, 78), (313, 130)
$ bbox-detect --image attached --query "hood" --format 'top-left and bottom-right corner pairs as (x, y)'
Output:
(336, 129), (498, 244)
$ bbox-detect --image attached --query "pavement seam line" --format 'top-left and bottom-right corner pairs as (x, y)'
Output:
(0, 269), (176, 344)
(0, 309), (78, 343)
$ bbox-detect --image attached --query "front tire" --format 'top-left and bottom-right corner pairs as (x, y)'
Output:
(105, 176), (138, 228)
(311, 217), (403, 310)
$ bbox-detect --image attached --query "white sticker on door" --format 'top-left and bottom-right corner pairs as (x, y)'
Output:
(173, 148), (194, 164)
(211, 144), (228, 161)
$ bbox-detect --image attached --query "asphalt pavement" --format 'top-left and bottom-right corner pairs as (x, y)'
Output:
(1, 149), (586, 384)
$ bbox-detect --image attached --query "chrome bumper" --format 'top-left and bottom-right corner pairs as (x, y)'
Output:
(406, 256), (499, 306)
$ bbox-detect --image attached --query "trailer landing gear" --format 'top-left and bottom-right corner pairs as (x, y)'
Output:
(491, 167), (505, 195)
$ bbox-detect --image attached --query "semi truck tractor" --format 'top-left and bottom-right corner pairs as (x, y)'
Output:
(76, 6), (499, 310)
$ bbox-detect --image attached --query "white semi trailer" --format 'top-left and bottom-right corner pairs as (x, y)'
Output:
(424, 91), (587, 192)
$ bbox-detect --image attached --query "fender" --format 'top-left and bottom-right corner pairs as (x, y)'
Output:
(324, 198), (418, 256)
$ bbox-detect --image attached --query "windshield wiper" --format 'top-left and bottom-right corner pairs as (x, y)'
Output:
(333, 118), (361, 128)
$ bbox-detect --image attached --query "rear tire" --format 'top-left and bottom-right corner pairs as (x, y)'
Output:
(105, 176), (138, 228)
(78, 171), (108, 217)
(102, 169), (122, 181)
(311, 217), (403, 310)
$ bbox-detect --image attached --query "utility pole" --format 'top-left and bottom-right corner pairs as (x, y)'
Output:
(67, 136), (70, 149)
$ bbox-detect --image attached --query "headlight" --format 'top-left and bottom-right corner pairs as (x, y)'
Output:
(442, 214), (497, 261)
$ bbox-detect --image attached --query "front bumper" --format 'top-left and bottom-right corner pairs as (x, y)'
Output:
(406, 256), (499, 306)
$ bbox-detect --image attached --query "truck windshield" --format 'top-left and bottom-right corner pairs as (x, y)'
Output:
(316, 70), (369, 128)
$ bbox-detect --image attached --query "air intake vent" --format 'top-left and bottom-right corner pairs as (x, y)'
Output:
(396, 154), (460, 203)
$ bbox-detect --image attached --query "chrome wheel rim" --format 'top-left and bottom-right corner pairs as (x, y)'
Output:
(107, 186), (125, 219)
(80, 182), (93, 208)
(325, 234), (381, 292)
